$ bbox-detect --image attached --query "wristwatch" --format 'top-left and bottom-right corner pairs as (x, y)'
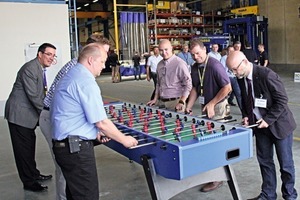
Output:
(178, 99), (185, 105)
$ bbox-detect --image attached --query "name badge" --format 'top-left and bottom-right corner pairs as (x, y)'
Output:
(198, 96), (205, 104)
(255, 98), (267, 108)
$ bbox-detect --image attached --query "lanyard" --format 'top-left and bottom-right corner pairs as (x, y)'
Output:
(197, 55), (209, 95)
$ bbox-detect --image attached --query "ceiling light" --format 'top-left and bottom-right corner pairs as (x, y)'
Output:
(77, 7), (81, 10)
(93, 0), (98, 2)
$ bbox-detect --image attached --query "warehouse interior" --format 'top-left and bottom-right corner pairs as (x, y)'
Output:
(0, 0), (300, 199)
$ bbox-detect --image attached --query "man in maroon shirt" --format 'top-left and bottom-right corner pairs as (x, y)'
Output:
(147, 39), (192, 112)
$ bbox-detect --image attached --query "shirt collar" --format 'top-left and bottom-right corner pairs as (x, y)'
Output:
(247, 63), (254, 81)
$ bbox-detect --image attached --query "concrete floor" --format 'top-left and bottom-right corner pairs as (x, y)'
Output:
(0, 71), (299, 200)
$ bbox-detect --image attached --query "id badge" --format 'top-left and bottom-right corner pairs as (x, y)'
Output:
(198, 96), (205, 105)
(255, 98), (267, 108)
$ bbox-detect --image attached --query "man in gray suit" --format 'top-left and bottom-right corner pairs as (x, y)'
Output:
(5, 43), (56, 192)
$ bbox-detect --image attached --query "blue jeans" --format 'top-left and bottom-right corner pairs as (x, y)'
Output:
(228, 76), (242, 109)
(255, 128), (297, 200)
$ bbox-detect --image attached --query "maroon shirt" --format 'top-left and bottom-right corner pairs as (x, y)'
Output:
(156, 55), (192, 99)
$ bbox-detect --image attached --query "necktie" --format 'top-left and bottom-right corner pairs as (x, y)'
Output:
(43, 68), (48, 96)
(246, 78), (255, 125)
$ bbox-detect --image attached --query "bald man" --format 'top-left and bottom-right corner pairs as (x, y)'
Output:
(227, 51), (297, 200)
(147, 39), (192, 112)
(51, 43), (138, 200)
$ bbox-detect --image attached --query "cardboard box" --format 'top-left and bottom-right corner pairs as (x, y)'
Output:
(147, 4), (153, 11)
(156, 1), (170, 9)
(193, 17), (203, 24)
(147, 2), (170, 10)
(170, 1), (186, 13)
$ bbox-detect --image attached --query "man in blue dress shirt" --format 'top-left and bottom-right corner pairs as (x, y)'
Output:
(40, 34), (110, 200)
(51, 43), (138, 200)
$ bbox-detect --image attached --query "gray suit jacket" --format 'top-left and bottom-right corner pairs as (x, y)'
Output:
(5, 58), (45, 129)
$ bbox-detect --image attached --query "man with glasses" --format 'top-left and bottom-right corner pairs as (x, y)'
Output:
(227, 51), (297, 200)
(185, 38), (232, 192)
(5, 43), (56, 192)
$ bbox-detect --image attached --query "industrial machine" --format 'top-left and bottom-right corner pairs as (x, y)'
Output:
(223, 15), (268, 52)
(194, 34), (231, 52)
(103, 102), (253, 200)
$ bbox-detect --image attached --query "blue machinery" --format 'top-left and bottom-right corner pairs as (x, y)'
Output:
(223, 15), (268, 52)
(104, 102), (253, 200)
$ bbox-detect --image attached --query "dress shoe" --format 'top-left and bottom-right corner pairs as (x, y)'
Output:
(35, 174), (52, 181)
(200, 181), (223, 192)
(228, 102), (236, 106)
(24, 182), (48, 192)
(247, 195), (266, 200)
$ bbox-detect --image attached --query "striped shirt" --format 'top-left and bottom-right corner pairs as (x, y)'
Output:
(43, 58), (78, 108)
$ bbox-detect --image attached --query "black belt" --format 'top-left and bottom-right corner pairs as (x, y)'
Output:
(160, 97), (180, 102)
(43, 106), (50, 111)
(52, 138), (93, 148)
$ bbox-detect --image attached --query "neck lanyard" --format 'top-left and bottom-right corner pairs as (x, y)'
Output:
(197, 55), (209, 95)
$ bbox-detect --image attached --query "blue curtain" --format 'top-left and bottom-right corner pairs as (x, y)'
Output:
(120, 12), (147, 60)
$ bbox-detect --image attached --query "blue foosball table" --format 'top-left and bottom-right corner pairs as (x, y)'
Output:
(104, 102), (253, 200)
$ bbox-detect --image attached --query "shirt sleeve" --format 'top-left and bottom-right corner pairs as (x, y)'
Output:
(78, 82), (107, 124)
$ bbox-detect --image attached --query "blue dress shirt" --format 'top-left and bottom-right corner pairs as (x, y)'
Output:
(51, 63), (107, 140)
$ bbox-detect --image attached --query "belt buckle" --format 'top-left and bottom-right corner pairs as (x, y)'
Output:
(55, 142), (66, 148)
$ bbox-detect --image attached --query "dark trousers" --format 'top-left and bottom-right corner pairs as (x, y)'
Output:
(134, 65), (141, 79)
(53, 141), (99, 200)
(228, 76), (242, 109)
(8, 122), (40, 186)
(150, 72), (157, 100)
(255, 128), (297, 200)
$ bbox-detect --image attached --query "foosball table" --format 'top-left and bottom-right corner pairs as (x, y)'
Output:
(104, 102), (253, 200)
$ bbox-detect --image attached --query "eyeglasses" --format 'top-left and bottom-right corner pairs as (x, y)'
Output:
(42, 52), (57, 58)
(231, 59), (244, 72)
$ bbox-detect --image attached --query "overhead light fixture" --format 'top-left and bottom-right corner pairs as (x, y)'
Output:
(93, 0), (98, 2)
(77, 7), (81, 10)
(84, 3), (89, 6)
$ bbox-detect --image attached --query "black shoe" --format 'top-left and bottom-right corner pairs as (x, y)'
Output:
(35, 174), (52, 181)
(247, 195), (266, 200)
(24, 182), (48, 192)
(228, 102), (236, 106)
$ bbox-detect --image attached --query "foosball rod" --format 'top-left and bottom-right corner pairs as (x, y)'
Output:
(135, 119), (210, 138)
(131, 117), (225, 139)
(246, 123), (260, 128)
(137, 123), (225, 142)
(129, 141), (157, 149)
(108, 110), (170, 122)
(127, 114), (207, 129)
(167, 125), (227, 141)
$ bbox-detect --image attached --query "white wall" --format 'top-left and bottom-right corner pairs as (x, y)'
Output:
(0, 2), (71, 116)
